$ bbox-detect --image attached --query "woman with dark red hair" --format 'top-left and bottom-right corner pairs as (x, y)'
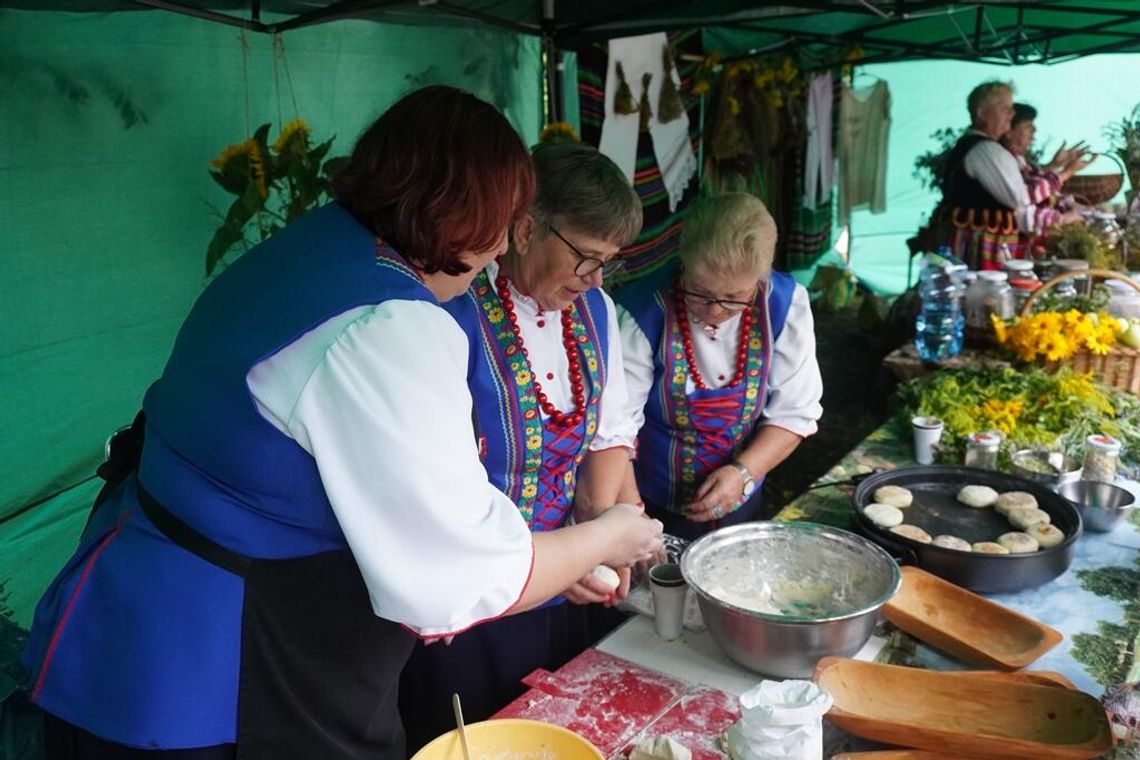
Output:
(23, 86), (663, 760)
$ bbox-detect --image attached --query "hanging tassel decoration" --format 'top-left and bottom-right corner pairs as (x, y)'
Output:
(613, 62), (637, 115)
(638, 72), (654, 132)
(657, 45), (685, 124)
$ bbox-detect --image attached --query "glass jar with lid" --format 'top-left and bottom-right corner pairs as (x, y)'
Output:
(1054, 258), (1092, 296)
(1009, 277), (1042, 313)
(979, 270), (1015, 320)
(1087, 211), (1123, 249)
(964, 431), (1002, 469)
(1083, 434), (1122, 483)
(1003, 259), (1038, 283)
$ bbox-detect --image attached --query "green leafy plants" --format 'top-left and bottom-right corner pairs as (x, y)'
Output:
(206, 119), (346, 276)
(1044, 222), (1122, 271)
(1105, 101), (1140, 202)
(912, 127), (959, 192)
(894, 365), (1140, 476)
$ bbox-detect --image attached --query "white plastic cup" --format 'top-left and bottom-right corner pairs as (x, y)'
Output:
(648, 563), (687, 641)
(912, 416), (944, 465)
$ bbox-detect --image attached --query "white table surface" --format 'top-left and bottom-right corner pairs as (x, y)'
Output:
(596, 612), (886, 698)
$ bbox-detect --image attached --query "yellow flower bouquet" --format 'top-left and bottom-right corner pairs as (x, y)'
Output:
(991, 310), (1120, 362)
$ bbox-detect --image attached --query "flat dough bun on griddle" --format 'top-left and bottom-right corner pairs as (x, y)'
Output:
(889, 524), (932, 543)
(1008, 507), (1051, 531)
(957, 485), (1000, 508)
(972, 541), (1010, 554)
(874, 485), (914, 508)
(995, 491), (1038, 516)
(998, 531), (1040, 553)
(863, 503), (904, 528)
(1026, 522), (1065, 549)
(932, 534), (972, 552)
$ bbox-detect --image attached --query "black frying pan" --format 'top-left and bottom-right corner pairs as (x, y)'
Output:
(852, 466), (1082, 593)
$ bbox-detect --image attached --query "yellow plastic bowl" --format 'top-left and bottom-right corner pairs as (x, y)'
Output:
(410, 718), (604, 760)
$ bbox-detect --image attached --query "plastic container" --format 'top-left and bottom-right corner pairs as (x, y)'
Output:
(964, 431), (1002, 470)
(1082, 434), (1122, 484)
(915, 256), (967, 362)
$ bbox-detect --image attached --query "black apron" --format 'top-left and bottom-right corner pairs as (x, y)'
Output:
(96, 414), (416, 759)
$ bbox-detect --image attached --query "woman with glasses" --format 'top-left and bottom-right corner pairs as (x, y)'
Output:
(24, 89), (663, 760)
(398, 140), (644, 751)
(615, 193), (822, 541)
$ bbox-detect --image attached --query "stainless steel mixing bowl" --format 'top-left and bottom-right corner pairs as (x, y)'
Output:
(1058, 480), (1136, 532)
(680, 521), (900, 678)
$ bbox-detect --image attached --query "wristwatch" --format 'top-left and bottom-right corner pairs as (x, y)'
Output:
(730, 461), (756, 500)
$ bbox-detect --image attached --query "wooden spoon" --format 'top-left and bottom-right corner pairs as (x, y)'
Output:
(452, 692), (472, 760)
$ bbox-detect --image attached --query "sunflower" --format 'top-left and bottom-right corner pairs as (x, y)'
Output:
(272, 118), (311, 155)
(210, 138), (268, 200)
(1041, 332), (1073, 362)
(539, 121), (580, 144)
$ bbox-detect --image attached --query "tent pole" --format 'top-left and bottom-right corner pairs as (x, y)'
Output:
(541, 0), (562, 125)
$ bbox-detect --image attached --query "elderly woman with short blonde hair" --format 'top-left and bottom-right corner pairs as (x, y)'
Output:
(615, 193), (823, 540)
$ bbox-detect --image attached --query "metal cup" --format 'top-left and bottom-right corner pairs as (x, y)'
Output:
(648, 563), (687, 641)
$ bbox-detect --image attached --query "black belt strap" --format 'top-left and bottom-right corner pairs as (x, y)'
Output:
(137, 483), (253, 578)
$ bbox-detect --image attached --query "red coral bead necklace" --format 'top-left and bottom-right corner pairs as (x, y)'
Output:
(674, 281), (752, 391)
(497, 275), (585, 426)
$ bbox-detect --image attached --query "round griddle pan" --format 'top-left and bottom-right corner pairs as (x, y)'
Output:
(852, 466), (1082, 593)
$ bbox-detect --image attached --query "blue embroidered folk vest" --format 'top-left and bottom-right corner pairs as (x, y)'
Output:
(24, 203), (433, 748)
(445, 270), (610, 532)
(615, 263), (795, 514)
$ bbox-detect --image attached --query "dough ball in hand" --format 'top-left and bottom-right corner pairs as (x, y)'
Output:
(995, 491), (1038, 516)
(932, 535), (972, 552)
(864, 503), (904, 528)
(1026, 522), (1065, 549)
(1008, 507), (1051, 531)
(874, 486), (914, 508)
(890, 524), (932, 543)
(972, 541), (1010, 554)
(957, 485), (999, 508)
(590, 565), (620, 593)
(998, 531), (1040, 553)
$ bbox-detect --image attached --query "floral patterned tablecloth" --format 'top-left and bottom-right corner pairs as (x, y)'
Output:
(775, 421), (1140, 754)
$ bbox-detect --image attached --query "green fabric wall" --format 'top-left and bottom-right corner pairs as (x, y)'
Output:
(843, 55), (1140, 294)
(0, 9), (542, 534)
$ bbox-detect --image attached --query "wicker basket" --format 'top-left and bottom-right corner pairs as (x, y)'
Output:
(1020, 268), (1140, 394)
(1061, 173), (1124, 205)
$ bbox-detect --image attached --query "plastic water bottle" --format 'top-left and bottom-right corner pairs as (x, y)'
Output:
(915, 249), (966, 362)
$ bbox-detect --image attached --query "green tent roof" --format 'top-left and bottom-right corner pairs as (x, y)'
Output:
(5, 1), (1140, 64)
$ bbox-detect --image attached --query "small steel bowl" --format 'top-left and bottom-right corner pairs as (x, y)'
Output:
(1058, 480), (1136, 532)
(680, 522), (899, 678)
(1011, 449), (1083, 492)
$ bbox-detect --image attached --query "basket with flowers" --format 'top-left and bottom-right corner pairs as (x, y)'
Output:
(991, 268), (1140, 394)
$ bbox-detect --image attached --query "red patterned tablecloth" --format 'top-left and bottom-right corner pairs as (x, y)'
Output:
(494, 648), (739, 759)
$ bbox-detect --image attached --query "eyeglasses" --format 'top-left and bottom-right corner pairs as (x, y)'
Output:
(679, 288), (756, 313)
(547, 224), (624, 279)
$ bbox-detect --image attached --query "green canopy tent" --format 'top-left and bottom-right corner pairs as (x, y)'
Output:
(4, 0), (1140, 614)
(1, 12), (1138, 749)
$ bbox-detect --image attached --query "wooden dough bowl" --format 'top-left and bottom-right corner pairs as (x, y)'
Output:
(882, 566), (1063, 670)
(813, 657), (1114, 759)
